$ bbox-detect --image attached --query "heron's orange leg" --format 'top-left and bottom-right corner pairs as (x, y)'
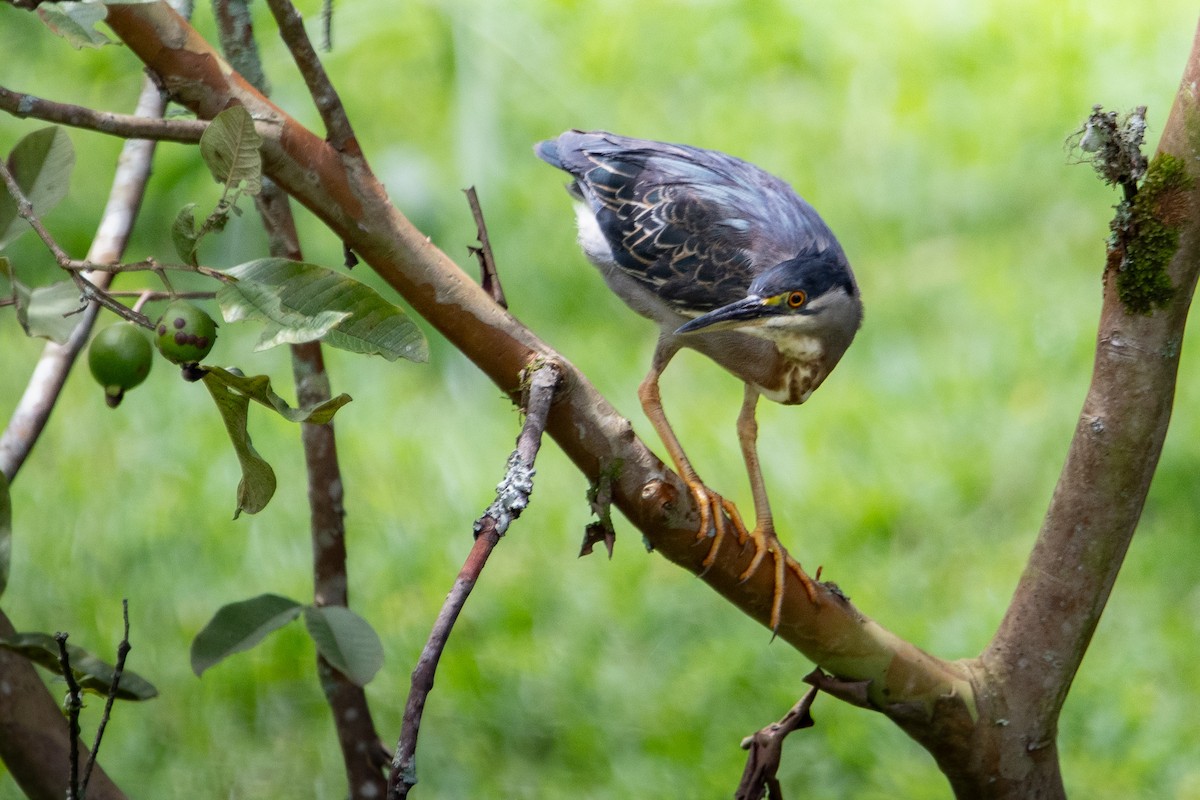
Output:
(736, 387), (819, 630)
(638, 342), (752, 571)
(639, 343), (817, 632)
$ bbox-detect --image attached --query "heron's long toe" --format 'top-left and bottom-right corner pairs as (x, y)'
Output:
(684, 480), (752, 573)
(737, 528), (819, 632)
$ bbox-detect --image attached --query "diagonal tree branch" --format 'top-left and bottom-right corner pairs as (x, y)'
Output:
(983, 12), (1200, 745)
(93, 0), (971, 714)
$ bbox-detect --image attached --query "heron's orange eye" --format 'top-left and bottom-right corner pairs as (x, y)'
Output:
(786, 291), (806, 308)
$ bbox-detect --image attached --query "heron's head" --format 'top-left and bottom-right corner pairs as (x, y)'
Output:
(675, 251), (863, 351)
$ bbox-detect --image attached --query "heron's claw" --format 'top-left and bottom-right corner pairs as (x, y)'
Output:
(738, 530), (820, 633)
(685, 481), (750, 575)
(682, 480), (819, 633)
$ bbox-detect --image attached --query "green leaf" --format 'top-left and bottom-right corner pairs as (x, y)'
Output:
(3, 270), (85, 343)
(218, 275), (351, 350)
(35, 2), (111, 49)
(0, 632), (158, 700)
(202, 366), (351, 424)
(171, 203), (200, 266)
(219, 258), (429, 362)
(0, 127), (75, 249)
(190, 594), (303, 677)
(0, 472), (11, 600)
(24, 280), (83, 343)
(302, 605), (384, 687)
(0, 256), (28, 326)
(200, 369), (278, 517)
(199, 106), (262, 197)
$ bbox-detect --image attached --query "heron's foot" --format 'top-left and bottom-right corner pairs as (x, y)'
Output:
(684, 480), (752, 574)
(738, 529), (820, 632)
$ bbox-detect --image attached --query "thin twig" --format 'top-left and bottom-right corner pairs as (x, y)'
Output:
(0, 161), (77, 266)
(80, 600), (131, 798)
(0, 85), (205, 143)
(210, 0), (270, 95)
(0, 159), (153, 328)
(320, 0), (333, 51)
(734, 686), (819, 800)
(54, 632), (83, 800)
(464, 186), (507, 308)
(261, 0), (357, 153)
(388, 362), (561, 800)
(57, 257), (230, 282)
(111, 290), (215, 302)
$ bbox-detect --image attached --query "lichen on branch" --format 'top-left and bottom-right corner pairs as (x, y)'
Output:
(1108, 151), (1192, 314)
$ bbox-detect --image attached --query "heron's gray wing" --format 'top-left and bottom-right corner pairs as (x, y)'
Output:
(537, 131), (843, 315)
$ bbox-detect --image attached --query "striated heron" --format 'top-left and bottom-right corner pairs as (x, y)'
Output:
(536, 130), (862, 628)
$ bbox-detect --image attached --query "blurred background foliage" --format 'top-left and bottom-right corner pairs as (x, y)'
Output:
(2, 1), (1199, 797)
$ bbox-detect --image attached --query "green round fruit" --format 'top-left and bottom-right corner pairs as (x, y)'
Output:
(88, 323), (153, 408)
(155, 300), (218, 366)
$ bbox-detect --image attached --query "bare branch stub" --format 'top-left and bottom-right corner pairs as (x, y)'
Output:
(734, 686), (819, 800)
(1071, 104), (1149, 199)
(464, 186), (507, 308)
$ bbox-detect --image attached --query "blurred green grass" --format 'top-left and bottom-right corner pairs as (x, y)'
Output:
(2, 1), (1200, 797)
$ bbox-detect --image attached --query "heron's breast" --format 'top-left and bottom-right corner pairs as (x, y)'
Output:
(755, 335), (828, 405)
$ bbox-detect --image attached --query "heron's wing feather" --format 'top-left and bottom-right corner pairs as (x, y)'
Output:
(540, 131), (842, 314)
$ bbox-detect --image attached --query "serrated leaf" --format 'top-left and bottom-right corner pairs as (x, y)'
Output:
(0, 127), (75, 249)
(35, 2), (111, 49)
(24, 280), (83, 343)
(190, 594), (302, 677)
(199, 106), (262, 196)
(0, 472), (11, 600)
(220, 258), (428, 362)
(202, 366), (351, 424)
(302, 605), (384, 687)
(0, 632), (158, 700)
(172, 203), (199, 266)
(200, 369), (277, 517)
